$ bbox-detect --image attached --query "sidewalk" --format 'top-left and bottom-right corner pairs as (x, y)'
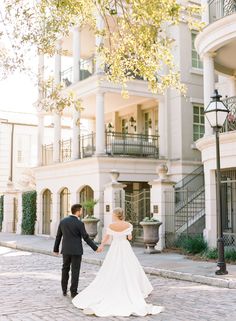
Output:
(1, 232), (236, 289)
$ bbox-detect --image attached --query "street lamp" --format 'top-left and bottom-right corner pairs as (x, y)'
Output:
(204, 89), (229, 275)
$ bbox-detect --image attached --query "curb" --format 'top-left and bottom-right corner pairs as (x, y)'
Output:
(1, 241), (236, 289)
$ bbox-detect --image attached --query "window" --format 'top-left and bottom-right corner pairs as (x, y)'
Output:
(16, 135), (31, 165)
(121, 119), (128, 133)
(193, 105), (205, 141)
(191, 32), (203, 69)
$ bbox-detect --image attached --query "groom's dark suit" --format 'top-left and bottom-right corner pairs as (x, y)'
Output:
(53, 215), (98, 296)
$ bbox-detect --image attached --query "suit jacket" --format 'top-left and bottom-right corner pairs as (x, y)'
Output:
(53, 215), (98, 255)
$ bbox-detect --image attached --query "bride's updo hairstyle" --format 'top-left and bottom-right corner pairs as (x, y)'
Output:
(113, 207), (124, 220)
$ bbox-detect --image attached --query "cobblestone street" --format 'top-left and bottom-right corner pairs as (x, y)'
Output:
(0, 246), (235, 321)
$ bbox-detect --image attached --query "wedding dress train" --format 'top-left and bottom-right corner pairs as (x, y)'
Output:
(72, 225), (164, 317)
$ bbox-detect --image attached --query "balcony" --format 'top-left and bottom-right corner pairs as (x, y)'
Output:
(42, 132), (159, 166)
(60, 56), (95, 87)
(222, 96), (236, 132)
(209, 0), (236, 23)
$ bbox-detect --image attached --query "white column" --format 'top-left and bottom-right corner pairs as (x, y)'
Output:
(201, 0), (209, 24)
(95, 14), (104, 74)
(2, 182), (18, 233)
(229, 76), (236, 97)
(158, 97), (167, 158)
(53, 112), (61, 163)
(73, 27), (80, 83)
(103, 171), (126, 240)
(37, 112), (44, 166)
(38, 54), (44, 93)
(149, 164), (175, 251)
(203, 53), (215, 136)
(51, 192), (60, 237)
(72, 108), (80, 160)
(95, 92), (105, 155)
(16, 191), (23, 234)
(203, 169), (218, 248)
(54, 40), (62, 84)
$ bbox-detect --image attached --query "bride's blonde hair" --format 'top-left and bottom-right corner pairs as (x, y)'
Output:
(113, 207), (124, 220)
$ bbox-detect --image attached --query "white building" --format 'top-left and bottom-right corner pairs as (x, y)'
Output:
(196, 0), (236, 247)
(31, 7), (205, 243)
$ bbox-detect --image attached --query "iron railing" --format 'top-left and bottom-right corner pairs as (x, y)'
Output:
(42, 143), (53, 165)
(80, 132), (95, 157)
(105, 131), (159, 158)
(80, 56), (95, 80)
(175, 165), (204, 190)
(60, 56), (95, 87)
(59, 139), (72, 162)
(60, 66), (73, 87)
(42, 131), (159, 165)
(164, 187), (205, 247)
(222, 96), (236, 132)
(125, 189), (150, 242)
(208, 0), (236, 23)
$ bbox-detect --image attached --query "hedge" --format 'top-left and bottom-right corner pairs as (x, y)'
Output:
(0, 195), (3, 232)
(21, 191), (37, 235)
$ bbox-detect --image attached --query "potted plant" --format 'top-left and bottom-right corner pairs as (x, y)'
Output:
(82, 199), (99, 240)
(140, 215), (162, 254)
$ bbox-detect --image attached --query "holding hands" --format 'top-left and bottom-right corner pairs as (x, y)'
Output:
(96, 245), (104, 253)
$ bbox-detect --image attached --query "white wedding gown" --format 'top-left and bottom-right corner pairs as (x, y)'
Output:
(72, 224), (164, 317)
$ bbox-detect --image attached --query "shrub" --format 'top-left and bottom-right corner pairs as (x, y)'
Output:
(175, 234), (207, 254)
(202, 248), (236, 262)
(0, 195), (3, 232)
(225, 248), (236, 262)
(21, 191), (37, 235)
(201, 248), (218, 260)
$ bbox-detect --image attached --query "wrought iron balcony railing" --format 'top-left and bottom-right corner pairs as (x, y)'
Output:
(222, 96), (236, 132)
(59, 139), (72, 162)
(209, 0), (236, 23)
(105, 131), (159, 158)
(60, 56), (95, 87)
(42, 132), (159, 165)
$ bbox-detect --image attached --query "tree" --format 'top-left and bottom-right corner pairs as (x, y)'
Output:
(0, 0), (203, 98)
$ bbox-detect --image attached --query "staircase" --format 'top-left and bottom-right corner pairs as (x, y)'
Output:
(174, 166), (205, 235)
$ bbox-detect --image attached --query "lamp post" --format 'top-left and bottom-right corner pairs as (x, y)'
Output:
(204, 89), (229, 275)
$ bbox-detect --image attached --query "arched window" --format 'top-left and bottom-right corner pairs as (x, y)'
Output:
(80, 186), (94, 216)
(42, 189), (52, 234)
(60, 188), (71, 219)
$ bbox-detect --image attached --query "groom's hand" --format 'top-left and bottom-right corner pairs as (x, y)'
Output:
(53, 252), (59, 256)
(96, 246), (103, 253)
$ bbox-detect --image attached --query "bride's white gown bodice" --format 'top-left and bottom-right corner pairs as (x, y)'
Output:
(72, 224), (164, 317)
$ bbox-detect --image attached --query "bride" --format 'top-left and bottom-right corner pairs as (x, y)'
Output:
(72, 207), (164, 317)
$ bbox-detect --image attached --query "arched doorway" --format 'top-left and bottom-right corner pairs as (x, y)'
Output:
(60, 188), (71, 219)
(80, 186), (94, 217)
(42, 189), (52, 235)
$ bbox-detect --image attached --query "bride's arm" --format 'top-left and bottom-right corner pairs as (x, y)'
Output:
(127, 234), (132, 241)
(100, 233), (110, 249)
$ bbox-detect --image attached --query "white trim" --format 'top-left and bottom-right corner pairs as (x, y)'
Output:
(189, 68), (203, 76)
(190, 98), (204, 104)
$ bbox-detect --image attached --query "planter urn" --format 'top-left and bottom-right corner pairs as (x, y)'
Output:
(82, 218), (100, 240)
(140, 221), (162, 254)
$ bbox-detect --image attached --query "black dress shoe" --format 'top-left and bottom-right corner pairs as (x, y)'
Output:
(63, 291), (67, 296)
(71, 292), (78, 298)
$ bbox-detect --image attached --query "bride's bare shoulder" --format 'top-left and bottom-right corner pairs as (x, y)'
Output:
(109, 221), (131, 232)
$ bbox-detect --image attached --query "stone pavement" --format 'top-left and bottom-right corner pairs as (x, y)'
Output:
(0, 246), (236, 321)
(0, 232), (236, 289)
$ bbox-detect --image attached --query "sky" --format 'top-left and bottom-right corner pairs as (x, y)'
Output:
(0, 73), (37, 114)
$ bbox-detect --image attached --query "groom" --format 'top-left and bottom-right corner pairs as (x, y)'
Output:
(53, 203), (102, 298)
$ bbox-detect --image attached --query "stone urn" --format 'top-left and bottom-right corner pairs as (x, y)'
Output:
(82, 217), (100, 240)
(140, 220), (162, 254)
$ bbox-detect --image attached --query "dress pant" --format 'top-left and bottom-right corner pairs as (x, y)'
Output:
(61, 254), (82, 295)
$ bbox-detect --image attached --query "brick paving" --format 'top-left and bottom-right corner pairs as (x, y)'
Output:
(0, 246), (236, 321)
